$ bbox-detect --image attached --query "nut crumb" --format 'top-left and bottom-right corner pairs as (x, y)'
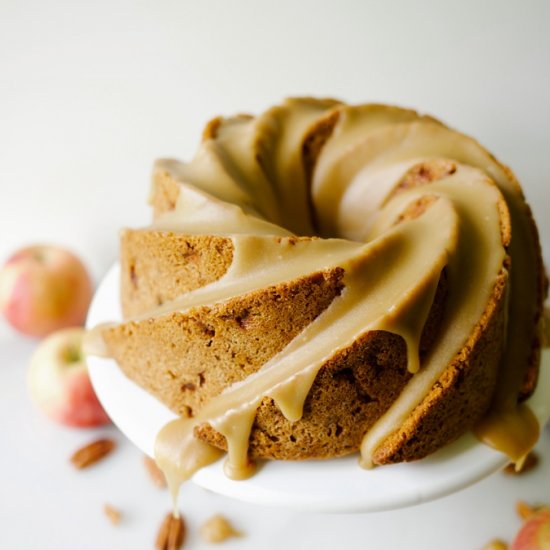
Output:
(70, 438), (116, 469)
(104, 504), (121, 525)
(503, 451), (539, 475)
(200, 514), (242, 543)
(156, 512), (185, 550)
(480, 539), (508, 550)
(143, 455), (167, 488)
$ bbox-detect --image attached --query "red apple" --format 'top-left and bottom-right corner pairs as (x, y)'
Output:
(511, 508), (550, 550)
(0, 244), (93, 338)
(28, 327), (110, 427)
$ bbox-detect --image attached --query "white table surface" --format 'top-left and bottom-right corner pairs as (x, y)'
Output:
(1, 1), (549, 548)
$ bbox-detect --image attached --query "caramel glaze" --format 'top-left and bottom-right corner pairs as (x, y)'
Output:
(88, 99), (545, 506)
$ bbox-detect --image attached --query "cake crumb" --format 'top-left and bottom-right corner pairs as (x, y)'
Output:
(199, 514), (242, 543)
(104, 504), (122, 525)
(503, 451), (539, 475)
(480, 539), (508, 550)
(143, 455), (167, 488)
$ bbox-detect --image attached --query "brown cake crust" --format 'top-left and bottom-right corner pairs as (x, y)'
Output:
(120, 230), (234, 319)
(104, 267), (346, 419)
(197, 330), (417, 459)
(371, 270), (508, 464)
(103, 238), (477, 462)
(194, 268), (451, 461)
(192, 262), (509, 463)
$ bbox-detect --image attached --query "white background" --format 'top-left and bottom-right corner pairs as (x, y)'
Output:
(1, 1), (549, 548)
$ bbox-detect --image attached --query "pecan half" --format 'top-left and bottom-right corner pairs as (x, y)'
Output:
(70, 438), (116, 469)
(155, 512), (185, 550)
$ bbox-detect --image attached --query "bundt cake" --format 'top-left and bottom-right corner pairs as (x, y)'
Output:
(89, 98), (546, 490)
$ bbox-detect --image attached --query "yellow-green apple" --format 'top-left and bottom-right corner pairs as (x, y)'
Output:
(0, 244), (93, 338)
(511, 508), (550, 550)
(28, 327), (110, 427)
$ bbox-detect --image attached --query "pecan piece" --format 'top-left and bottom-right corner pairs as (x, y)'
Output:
(200, 514), (242, 543)
(143, 455), (167, 488)
(104, 503), (122, 525)
(70, 438), (116, 469)
(156, 512), (185, 550)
